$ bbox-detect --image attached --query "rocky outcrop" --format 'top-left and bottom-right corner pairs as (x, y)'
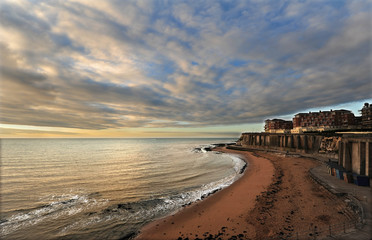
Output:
(319, 137), (341, 153)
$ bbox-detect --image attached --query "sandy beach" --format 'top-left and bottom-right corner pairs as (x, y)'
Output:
(136, 148), (356, 240)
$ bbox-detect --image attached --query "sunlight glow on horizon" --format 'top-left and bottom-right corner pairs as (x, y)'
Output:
(0, 123), (263, 138)
(2, 99), (371, 138)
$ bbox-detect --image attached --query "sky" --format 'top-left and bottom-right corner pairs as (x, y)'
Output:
(0, 0), (371, 138)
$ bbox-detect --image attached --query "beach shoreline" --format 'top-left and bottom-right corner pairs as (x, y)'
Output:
(135, 147), (275, 240)
(136, 147), (358, 240)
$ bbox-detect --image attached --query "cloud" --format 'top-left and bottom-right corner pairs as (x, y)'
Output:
(0, 0), (371, 132)
(0, 127), (79, 137)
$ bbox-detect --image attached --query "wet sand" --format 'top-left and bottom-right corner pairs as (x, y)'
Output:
(136, 148), (356, 240)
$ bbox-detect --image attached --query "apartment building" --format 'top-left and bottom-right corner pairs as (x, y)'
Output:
(360, 103), (372, 129)
(292, 109), (356, 132)
(262, 104), (369, 133)
(264, 119), (293, 133)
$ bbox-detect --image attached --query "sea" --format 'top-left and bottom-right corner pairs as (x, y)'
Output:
(0, 138), (246, 240)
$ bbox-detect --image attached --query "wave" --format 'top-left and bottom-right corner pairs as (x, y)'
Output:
(0, 193), (108, 237)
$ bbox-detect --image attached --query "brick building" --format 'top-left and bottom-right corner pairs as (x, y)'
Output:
(264, 119), (293, 133)
(360, 103), (372, 129)
(292, 109), (356, 131)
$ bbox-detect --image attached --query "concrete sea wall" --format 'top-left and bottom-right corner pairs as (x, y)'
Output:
(237, 132), (339, 159)
(339, 133), (372, 177)
(236, 132), (372, 178)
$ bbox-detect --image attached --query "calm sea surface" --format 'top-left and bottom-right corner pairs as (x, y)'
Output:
(0, 138), (245, 239)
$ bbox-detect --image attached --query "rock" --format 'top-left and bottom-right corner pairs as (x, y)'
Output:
(117, 203), (132, 210)
(212, 143), (226, 147)
(319, 137), (341, 153)
(239, 163), (247, 174)
(119, 232), (136, 240)
(0, 219), (8, 224)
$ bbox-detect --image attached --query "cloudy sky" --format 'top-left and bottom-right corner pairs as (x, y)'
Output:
(0, 0), (371, 138)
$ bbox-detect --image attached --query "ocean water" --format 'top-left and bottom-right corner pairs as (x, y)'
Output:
(0, 138), (245, 240)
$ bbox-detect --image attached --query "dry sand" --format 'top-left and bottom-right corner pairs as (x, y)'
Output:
(136, 148), (356, 240)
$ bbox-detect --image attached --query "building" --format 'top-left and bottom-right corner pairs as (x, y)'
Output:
(292, 109), (356, 132)
(338, 132), (372, 178)
(264, 119), (293, 133)
(360, 103), (372, 129)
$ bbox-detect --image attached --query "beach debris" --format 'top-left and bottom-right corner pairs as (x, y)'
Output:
(177, 230), (249, 240)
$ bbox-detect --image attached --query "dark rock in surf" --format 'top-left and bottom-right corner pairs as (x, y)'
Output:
(117, 203), (132, 210)
(193, 147), (202, 152)
(0, 219), (8, 224)
(118, 231), (136, 240)
(239, 163), (247, 174)
(212, 143), (226, 147)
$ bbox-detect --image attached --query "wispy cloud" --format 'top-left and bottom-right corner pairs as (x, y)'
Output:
(0, 0), (371, 134)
